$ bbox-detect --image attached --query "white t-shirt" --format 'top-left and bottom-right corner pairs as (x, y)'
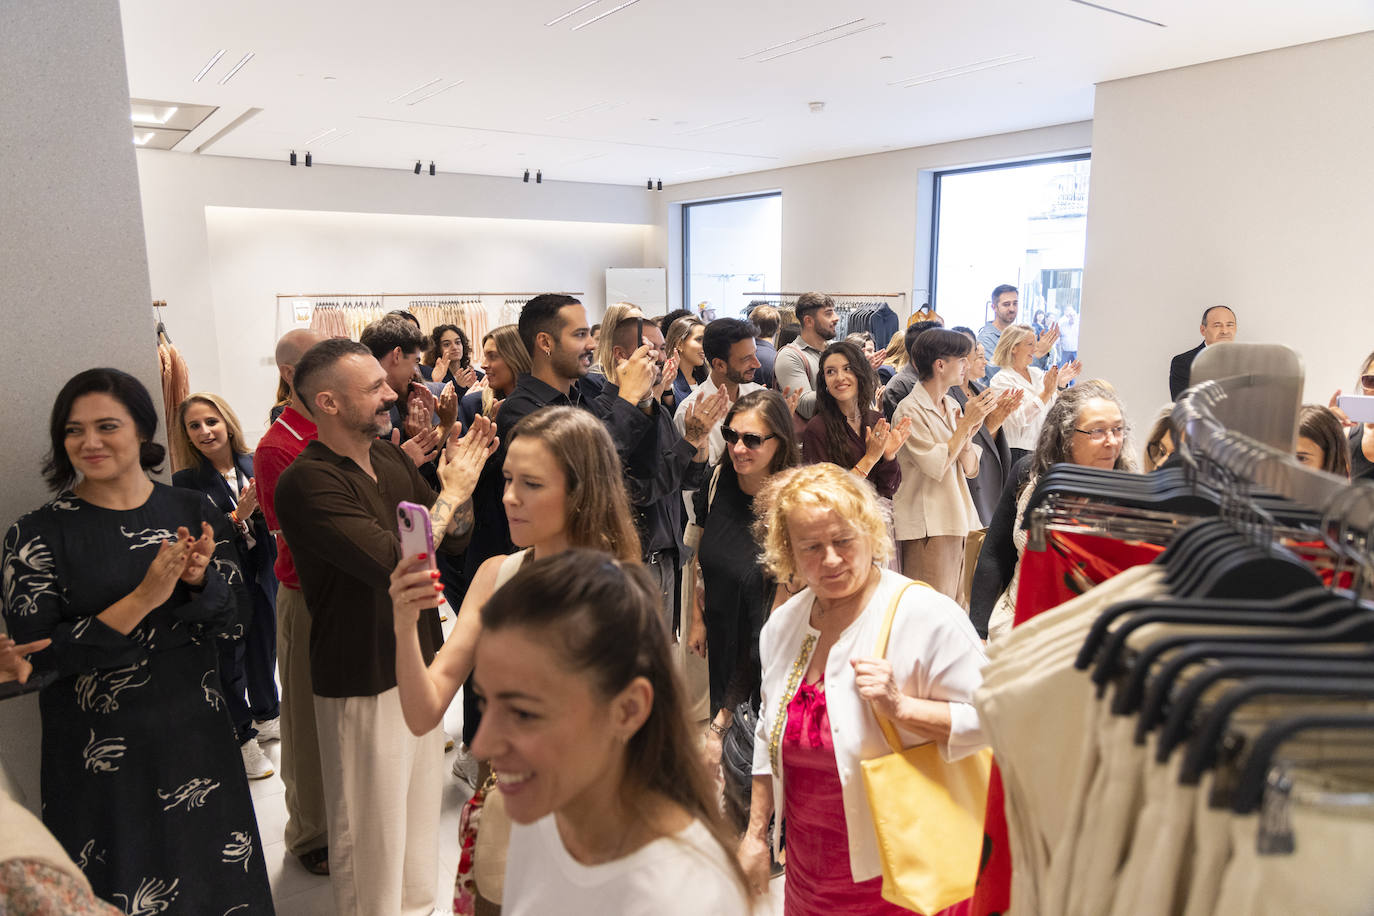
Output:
(502, 814), (752, 916)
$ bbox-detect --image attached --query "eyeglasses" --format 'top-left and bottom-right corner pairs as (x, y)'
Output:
(721, 427), (776, 449)
(1360, 374), (1374, 390)
(1074, 425), (1125, 443)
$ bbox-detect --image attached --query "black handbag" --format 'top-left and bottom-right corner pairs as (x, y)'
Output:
(720, 699), (757, 831)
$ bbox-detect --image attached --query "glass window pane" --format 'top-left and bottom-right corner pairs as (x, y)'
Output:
(685, 194), (781, 319)
(933, 157), (1089, 355)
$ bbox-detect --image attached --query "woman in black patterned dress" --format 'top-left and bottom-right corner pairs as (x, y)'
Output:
(1, 369), (274, 915)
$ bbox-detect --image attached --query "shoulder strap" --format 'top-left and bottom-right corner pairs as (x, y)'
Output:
(784, 345), (815, 386)
(706, 463), (724, 511)
(871, 579), (931, 754)
(495, 549), (529, 588)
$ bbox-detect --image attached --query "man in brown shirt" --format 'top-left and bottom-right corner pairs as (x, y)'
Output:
(276, 338), (495, 916)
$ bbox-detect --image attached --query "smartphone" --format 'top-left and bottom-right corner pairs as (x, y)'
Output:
(1338, 394), (1374, 424)
(635, 316), (645, 349)
(396, 500), (448, 611)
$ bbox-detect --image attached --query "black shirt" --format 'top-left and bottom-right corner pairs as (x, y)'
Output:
(1352, 425), (1374, 481)
(595, 378), (706, 555)
(276, 439), (464, 697)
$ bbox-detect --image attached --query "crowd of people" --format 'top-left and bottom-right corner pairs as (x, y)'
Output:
(2, 285), (1372, 916)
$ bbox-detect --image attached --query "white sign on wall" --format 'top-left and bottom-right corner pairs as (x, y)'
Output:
(606, 268), (667, 317)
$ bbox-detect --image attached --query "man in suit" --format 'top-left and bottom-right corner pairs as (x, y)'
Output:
(1169, 305), (1237, 400)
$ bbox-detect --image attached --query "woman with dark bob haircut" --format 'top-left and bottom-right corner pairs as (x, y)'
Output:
(4, 368), (275, 913)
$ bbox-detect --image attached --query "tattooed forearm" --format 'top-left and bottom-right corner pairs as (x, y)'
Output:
(449, 500), (474, 537)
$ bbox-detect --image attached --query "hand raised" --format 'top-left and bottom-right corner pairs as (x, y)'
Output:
(134, 537), (189, 607)
(868, 347), (888, 369)
(236, 478), (259, 519)
(780, 386), (803, 416)
(178, 522), (216, 587)
(615, 344), (655, 404)
(1058, 359), (1082, 384)
(883, 415), (913, 460)
(655, 353), (679, 401)
(431, 355), (451, 384)
(454, 365), (478, 390)
(683, 387), (729, 447)
(437, 382), (459, 427)
(389, 552), (442, 628)
(395, 425), (444, 467)
(863, 419), (891, 463)
(438, 415), (499, 501)
(1033, 323), (1061, 357)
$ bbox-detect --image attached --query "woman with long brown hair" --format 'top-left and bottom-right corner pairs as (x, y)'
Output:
(664, 316), (707, 409)
(457, 324), (531, 430)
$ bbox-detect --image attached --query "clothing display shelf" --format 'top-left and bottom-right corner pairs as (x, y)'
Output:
(741, 291), (907, 341)
(274, 292), (585, 345)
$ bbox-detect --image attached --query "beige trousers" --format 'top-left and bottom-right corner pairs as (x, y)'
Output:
(900, 535), (966, 604)
(314, 685), (445, 916)
(276, 583), (328, 856)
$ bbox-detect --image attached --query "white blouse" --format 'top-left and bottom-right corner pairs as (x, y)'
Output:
(988, 366), (1053, 451)
(751, 569), (988, 881)
(502, 815), (751, 915)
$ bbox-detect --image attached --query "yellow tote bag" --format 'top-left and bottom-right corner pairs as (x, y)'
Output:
(859, 582), (993, 914)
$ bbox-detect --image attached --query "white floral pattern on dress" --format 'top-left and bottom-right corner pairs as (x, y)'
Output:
(157, 777), (221, 812)
(82, 729), (127, 773)
(77, 839), (107, 872)
(74, 662), (152, 713)
(220, 831), (253, 872)
(119, 526), (178, 550)
(111, 876), (180, 914)
(1, 527), (56, 619)
(200, 670), (225, 711)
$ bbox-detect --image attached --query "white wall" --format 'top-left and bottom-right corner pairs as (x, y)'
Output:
(649, 122), (1095, 318)
(1, 1), (162, 811)
(135, 151), (657, 439)
(203, 206), (649, 439)
(1081, 31), (1374, 429)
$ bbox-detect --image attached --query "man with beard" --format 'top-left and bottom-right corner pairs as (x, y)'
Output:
(275, 338), (495, 916)
(601, 315), (728, 634)
(774, 291), (839, 421)
(675, 318), (765, 464)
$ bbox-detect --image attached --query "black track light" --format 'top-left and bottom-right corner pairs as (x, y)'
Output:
(289, 150), (297, 166)
(523, 169), (530, 183)
(536, 170), (542, 184)
(657, 179), (663, 191)
(414, 160), (422, 175)
(304, 151), (312, 167)
(429, 161), (435, 176)
(647, 178), (653, 190)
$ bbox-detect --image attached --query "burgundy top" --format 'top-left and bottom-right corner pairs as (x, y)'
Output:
(802, 410), (902, 499)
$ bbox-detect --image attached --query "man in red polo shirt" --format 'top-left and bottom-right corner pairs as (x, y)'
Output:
(254, 328), (330, 876)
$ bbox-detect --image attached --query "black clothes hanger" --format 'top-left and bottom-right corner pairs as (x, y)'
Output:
(1230, 712), (1374, 816)
(1174, 675), (1374, 783)
(1088, 598), (1357, 692)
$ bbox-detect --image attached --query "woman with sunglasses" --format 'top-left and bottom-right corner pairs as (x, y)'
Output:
(686, 390), (799, 826)
(1331, 349), (1374, 481)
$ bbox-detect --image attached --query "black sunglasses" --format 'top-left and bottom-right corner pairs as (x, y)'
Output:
(1360, 373), (1374, 390)
(721, 427), (776, 449)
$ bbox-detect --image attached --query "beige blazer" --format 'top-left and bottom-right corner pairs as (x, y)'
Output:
(892, 383), (982, 540)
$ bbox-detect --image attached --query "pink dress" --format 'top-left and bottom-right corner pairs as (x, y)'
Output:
(781, 677), (911, 916)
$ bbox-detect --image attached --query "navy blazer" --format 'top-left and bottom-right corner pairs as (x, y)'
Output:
(172, 453), (278, 597)
(1169, 342), (1206, 401)
(949, 382), (1014, 527)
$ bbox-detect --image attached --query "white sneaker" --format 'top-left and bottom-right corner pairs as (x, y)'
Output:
(241, 739), (274, 780)
(253, 717), (281, 742)
(450, 743), (479, 788)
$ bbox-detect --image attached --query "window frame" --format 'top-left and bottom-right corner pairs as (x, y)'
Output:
(928, 152), (1091, 315)
(682, 191), (783, 311)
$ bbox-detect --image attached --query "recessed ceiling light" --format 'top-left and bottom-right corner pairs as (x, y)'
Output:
(407, 81), (464, 106)
(217, 52), (255, 85)
(752, 21), (887, 62)
(133, 132), (154, 146)
(193, 49), (226, 83)
(131, 105), (178, 125)
(1067, 0), (1167, 27)
(545, 0), (603, 26)
(571, 0), (644, 31)
(890, 54), (1034, 87)
(323, 76), (337, 81)
(389, 78), (442, 104)
(740, 19), (864, 60)
(302, 127), (337, 146)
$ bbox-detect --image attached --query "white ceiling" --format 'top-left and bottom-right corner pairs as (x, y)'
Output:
(118, 0), (1374, 187)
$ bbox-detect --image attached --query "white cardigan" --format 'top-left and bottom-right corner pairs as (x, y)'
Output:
(988, 366), (1052, 451)
(751, 569), (988, 881)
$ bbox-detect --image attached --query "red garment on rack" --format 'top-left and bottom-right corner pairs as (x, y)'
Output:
(971, 530), (1163, 916)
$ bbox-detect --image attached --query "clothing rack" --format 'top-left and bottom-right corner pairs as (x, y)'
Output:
(275, 292), (585, 348)
(741, 292), (906, 341)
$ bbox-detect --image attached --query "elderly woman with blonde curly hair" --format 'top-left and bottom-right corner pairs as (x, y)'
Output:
(736, 462), (988, 912)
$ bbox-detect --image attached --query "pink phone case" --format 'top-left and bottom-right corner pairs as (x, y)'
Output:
(397, 501), (447, 609)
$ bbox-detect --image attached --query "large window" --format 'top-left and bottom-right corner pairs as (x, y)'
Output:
(683, 193), (781, 319)
(931, 155), (1090, 345)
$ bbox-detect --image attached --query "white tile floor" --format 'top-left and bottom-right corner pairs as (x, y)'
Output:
(248, 671), (785, 913)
